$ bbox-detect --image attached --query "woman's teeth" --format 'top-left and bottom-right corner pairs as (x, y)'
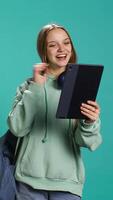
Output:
(57, 54), (66, 59)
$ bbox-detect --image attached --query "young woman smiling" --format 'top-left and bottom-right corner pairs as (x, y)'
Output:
(7, 23), (102, 200)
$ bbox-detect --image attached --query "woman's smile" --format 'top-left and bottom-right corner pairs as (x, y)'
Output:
(46, 28), (72, 69)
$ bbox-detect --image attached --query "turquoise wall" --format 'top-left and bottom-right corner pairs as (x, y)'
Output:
(0, 0), (112, 199)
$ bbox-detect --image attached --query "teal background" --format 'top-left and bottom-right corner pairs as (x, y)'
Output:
(0, 0), (112, 199)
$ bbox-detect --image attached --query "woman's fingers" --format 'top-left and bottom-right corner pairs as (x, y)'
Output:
(33, 63), (48, 74)
(80, 100), (100, 122)
(33, 63), (48, 84)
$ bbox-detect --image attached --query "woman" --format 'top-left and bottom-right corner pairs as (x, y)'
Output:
(7, 23), (102, 200)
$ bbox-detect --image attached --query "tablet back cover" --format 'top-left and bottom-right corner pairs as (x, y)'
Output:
(56, 64), (104, 119)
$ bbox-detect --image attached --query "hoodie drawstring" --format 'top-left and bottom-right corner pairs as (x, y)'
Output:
(42, 83), (72, 143)
(42, 85), (48, 143)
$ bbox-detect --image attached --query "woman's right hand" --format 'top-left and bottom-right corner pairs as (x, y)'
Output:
(33, 63), (48, 85)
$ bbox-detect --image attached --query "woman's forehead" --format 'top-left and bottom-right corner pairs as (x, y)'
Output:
(46, 28), (69, 42)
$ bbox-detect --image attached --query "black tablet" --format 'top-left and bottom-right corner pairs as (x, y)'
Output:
(56, 63), (104, 119)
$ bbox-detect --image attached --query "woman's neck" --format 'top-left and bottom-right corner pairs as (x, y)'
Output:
(47, 65), (66, 77)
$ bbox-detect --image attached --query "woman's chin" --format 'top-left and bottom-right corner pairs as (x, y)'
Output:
(56, 61), (69, 68)
(48, 60), (68, 69)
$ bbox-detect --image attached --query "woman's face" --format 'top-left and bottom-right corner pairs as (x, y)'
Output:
(46, 28), (72, 69)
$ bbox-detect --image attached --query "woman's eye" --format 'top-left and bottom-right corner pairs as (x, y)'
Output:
(48, 44), (57, 48)
(64, 41), (71, 45)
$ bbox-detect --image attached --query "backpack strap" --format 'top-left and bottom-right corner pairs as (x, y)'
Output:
(0, 129), (23, 164)
(13, 137), (23, 164)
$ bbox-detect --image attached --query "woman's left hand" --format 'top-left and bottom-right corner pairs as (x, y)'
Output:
(80, 100), (100, 123)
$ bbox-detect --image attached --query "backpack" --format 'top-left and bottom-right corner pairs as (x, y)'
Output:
(0, 130), (23, 200)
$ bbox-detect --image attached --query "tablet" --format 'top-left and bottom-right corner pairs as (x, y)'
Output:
(56, 63), (104, 119)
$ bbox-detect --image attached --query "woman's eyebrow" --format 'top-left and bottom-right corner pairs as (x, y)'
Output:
(47, 37), (70, 44)
(47, 41), (56, 44)
(64, 37), (70, 40)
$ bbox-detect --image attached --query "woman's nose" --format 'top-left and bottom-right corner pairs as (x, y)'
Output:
(57, 44), (65, 51)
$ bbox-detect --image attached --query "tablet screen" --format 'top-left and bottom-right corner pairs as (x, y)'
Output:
(56, 63), (104, 119)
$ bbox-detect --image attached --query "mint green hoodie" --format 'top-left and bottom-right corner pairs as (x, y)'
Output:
(7, 76), (102, 197)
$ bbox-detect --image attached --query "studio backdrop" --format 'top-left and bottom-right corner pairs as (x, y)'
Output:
(0, 0), (112, 200)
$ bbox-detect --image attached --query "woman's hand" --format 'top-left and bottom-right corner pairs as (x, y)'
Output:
(33, 63), (48, 85)
(80, 100), (100, 123)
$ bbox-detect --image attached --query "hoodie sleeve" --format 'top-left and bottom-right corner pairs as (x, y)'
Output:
(7, 80), (45, 137)
(73, 118), (102, 151)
